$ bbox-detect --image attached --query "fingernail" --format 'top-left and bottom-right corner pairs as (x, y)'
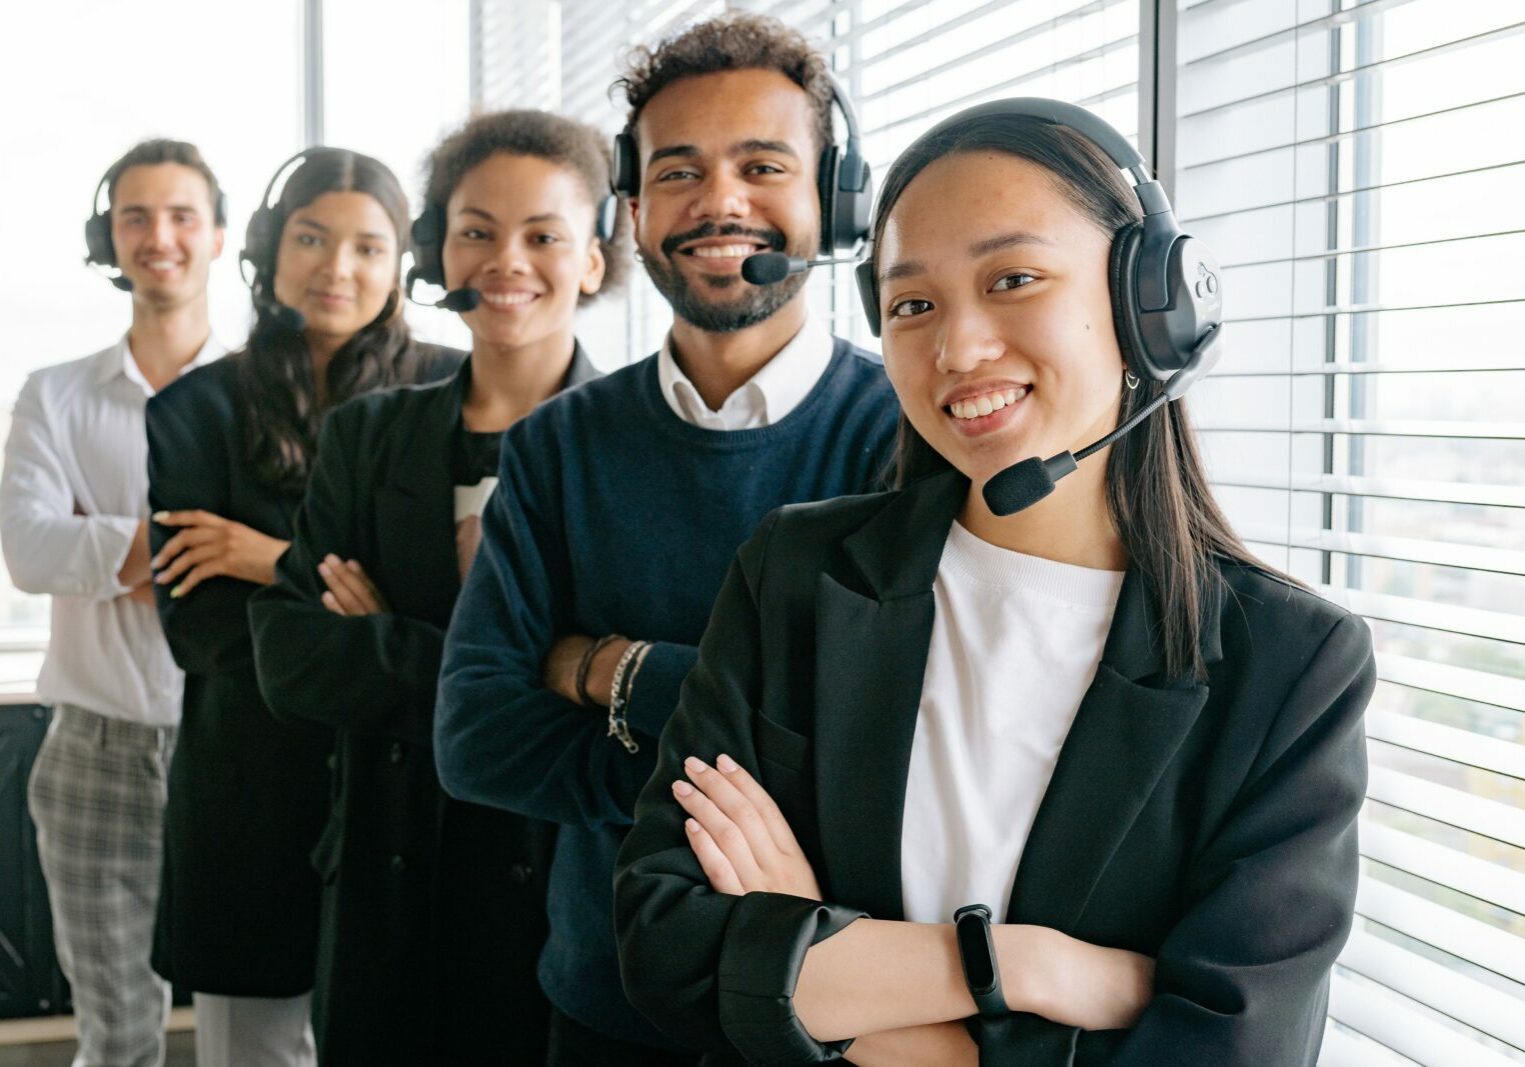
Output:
(684, 756), (708, 775)
(685, 818), (699, 834)
(317, 560), (329, 572)
(155, 573), (168, 584)
(151, 511), (168, 522)
(170, 585), (184, 599)
(717, 753), (739, 774)
(672, 781), (694, 797)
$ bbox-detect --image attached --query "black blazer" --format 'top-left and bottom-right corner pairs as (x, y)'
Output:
(247, 349), (597, 1064)
(145, 344), (460, 996)
(615, 468), (1374, 1066)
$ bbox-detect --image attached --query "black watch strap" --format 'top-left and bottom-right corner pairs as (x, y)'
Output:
(953, 903), (1006, 1017)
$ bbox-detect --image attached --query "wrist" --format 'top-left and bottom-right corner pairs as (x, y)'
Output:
(993, 924), (1057, 1017)
(588, 637), (632, 707)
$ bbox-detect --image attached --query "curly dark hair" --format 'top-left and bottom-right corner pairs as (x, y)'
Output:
(422, 109), (629, 298)
(614, 12), (834, 160)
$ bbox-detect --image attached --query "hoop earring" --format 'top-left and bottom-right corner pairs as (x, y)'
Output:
(1124, 368), (1140, 391)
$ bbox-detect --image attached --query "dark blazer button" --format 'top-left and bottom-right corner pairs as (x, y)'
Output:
(389, 742), (403, 764)
(391, 854), (406, 872)
(510, 863), (533, 885)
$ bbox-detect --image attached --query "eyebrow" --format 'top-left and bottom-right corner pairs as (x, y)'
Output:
(116, 203), (203, 216)
(879, 230), (1053, 283)
(646, 138), (801, 166)
(293, 216), (391, 241)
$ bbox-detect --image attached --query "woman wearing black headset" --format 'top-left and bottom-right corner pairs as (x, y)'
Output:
(614, 102), (1374, 1065)
(247, 111), (624, 1066)
(145, 148), (459, 1066)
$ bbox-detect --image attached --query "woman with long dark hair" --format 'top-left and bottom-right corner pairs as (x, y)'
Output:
(614, 101), (1374, 1065)
(247, 110), (625, 1065)
(145, 147), (459, 1067)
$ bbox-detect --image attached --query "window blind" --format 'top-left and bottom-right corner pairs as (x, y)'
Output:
(1176, 0), (1525, 1062)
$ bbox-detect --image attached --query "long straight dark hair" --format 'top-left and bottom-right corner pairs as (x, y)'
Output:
(238, 148), (423, 495)
(874, 113), (1267, 681)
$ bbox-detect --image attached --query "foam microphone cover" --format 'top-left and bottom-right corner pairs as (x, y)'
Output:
(740, 252), (796, 285)
(438, 287), (482, 313)
(981, 452), (1079, 516)
(110, 275), (134, 292)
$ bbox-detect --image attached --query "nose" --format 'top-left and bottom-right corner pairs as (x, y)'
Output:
(492, 235), (532, 275)
(319, 241), (356, 281)
(145, 212), (176, 249)
(934, 300), (1007, 375)
(690, 167), (749, 223)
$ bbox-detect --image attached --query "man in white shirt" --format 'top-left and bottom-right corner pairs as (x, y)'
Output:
(1, 139), (226, 1067)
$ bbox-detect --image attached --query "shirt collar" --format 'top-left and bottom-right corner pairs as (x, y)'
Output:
(656, 313), (834, 428)
(107, 331), (227, 395)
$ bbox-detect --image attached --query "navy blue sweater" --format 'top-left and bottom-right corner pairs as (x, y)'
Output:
(436, 339), (899, 1048)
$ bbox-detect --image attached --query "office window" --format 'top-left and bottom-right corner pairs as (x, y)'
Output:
(1177, 0), (1525, 1062)
(0, 0), (307, 694)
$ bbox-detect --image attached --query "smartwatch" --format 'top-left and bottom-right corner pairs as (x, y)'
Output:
(953, 903), (1006, 1017)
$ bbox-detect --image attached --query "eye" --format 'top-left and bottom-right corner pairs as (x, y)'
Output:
(746, 161), (786, 176)
(533, 232), (562, 245)
(887, 297), (933, 320)
(655, 167), (699, 182)
(358, 244), (386, 258)
(295, 233), (320, 247)
(460, 226), (490, 241)
(992, 272), (1036, 291)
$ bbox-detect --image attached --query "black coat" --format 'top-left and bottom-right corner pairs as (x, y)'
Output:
(145, 344), (460, 996)
(247, 349), (597, 1064)
(615, 468), (1374, 1066)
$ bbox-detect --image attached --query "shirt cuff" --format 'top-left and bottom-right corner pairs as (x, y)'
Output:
(97, 514), (142, 599)
(717, 892), (866, 1066)
(623, 640), (697, 740)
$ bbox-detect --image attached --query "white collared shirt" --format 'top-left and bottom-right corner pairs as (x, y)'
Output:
(1, 333), (224, 725)
(656, 314), (834, 430)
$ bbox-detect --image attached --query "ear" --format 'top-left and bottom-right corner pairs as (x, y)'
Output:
(581, 237), (607, 296)
(211, 227), (227, 261)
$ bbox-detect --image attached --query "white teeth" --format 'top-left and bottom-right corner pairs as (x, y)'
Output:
(689, 244), (760, 258)
(948, 387), (1027, 420)
(482, 291), (536, 307)
(146, 260), (178, 270)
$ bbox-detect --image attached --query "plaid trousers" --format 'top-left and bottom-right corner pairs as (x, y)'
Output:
(27, 704), (176, 1067)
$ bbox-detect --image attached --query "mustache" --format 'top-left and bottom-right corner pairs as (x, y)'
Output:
(659, 221), (786, 258)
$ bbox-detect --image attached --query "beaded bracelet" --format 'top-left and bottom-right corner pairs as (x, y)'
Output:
(607, 640), (649, 754)
(575, 634), (619, 707)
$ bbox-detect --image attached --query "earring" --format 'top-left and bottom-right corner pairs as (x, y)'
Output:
(1124, 369), (1140, 391)
(633, 248), (645, 264)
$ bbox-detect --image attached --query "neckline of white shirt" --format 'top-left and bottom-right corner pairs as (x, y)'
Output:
(941, 520), (1125, 607)
(656, 314), (834, 429)
(116, 332), (225, 397)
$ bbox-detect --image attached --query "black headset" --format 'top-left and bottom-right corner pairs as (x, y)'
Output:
(85, 168), (229, 291)
(855, 98), (1222, 395)
(610, 71), (873, 256)
(407, 185), (619, 293)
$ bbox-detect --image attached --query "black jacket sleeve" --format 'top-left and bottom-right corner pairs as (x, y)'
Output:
(615, 511), (865, 1064)
(982, 613), (1374, 1066)
(146, 384), (259, 676)
(248, 410), (445, 746)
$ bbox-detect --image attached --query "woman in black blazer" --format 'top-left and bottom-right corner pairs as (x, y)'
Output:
(614, 103), (1374, 1065)
(146, 148), (459, 1064)
(246, 111), (624, 1065)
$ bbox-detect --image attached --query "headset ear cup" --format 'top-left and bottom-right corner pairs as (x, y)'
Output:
(612, 132), (638, 198)
(817, 145), (840, 256)
(1108, 222), (1151, 381)
(84, 212), (115, 267)
(855, 258), (881, 337)
(595, 193), (618, 244)
(409, 205), (445, 288)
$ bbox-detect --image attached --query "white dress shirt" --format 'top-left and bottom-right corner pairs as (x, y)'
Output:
(1, 334), (224, 725)
(656, 314), (834, 429)
(900, 521), (1124, 924)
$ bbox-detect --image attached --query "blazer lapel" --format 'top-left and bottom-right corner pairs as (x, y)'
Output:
(374, 369), (469, 624)
(1007, 569), (1222, 929)
(814, 470), (967, 921)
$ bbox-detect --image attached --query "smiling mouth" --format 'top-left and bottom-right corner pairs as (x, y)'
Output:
(681, 243), (766, 260)
(480, 291), (540, 308)
(140, 259), (183, 272)
(946, 386), (1030, 421)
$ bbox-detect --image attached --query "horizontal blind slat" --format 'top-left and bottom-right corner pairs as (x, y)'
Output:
(1365, 766), (1525, 850)
(1359, 818), (1525, 916)
(1315, 587), (1525, 646)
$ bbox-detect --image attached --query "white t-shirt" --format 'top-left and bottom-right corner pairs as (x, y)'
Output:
(900, 520), (1124, 924)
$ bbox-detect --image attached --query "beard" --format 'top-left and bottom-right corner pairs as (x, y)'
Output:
(642, 221), (812, 333)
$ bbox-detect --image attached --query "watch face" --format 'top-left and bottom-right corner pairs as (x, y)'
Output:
(956, 913), (997, 992)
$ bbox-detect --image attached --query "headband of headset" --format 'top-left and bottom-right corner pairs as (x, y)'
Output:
(854, 97), (1222, 388)
(610, 70), (873, 254)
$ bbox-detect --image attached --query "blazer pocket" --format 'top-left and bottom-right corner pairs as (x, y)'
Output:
(753, 712), (809, 775)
